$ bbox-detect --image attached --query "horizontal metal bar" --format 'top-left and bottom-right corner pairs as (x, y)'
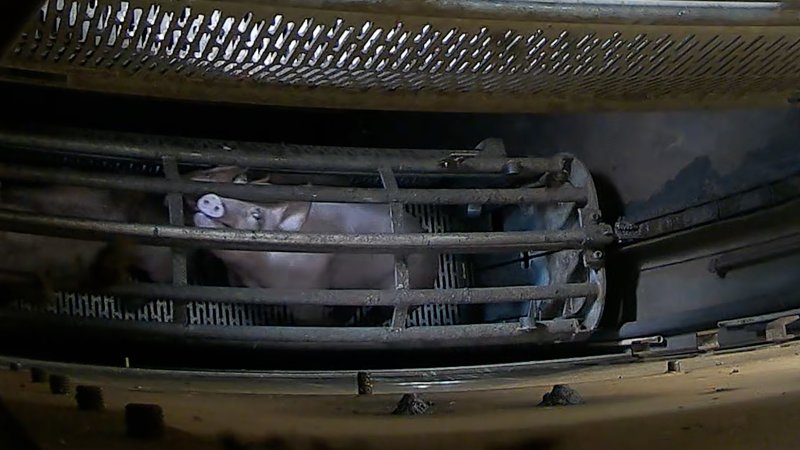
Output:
(263, 0), (788, 26)
(709, 234), (800, 278)
(0, 311), (589, 350)
(719, 307), (800, 329)
(0, 352), (635, 395)
(80, 283), (599, 306)
(0, 162), (587, 205)
(0, 209), (611, 253)
(0, 129), (564, 175)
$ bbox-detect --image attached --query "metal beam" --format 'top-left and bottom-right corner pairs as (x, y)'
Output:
(89, 283), (599, 306)
(0, 209), (612, 253)
(0, 162), (586, 205)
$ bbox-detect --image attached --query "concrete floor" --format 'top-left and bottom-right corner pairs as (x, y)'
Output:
(2, 342), (800, 450)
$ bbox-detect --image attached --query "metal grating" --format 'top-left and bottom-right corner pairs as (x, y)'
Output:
(15, 293), (173, 322)
(2, 0), (800, 111)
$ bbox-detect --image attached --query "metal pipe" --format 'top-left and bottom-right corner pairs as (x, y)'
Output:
(709, 233), (800, 278)
(0, 311), (589, 349)
(86, 283), (599, 306)
(0, 130), (565, 175)
(0, 209), (610, 253)
(0, 352), (636, 395)
(0, 163), (586, 205)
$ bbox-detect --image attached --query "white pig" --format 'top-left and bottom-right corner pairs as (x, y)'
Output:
(192, 192), (438, 324)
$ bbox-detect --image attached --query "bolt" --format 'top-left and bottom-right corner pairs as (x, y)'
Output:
(357, 372), (373, 395)
(30, 367), (47, 383)
(667, 360), (682, 373)
(49, 375), (70, 395)
(592, 250), (604, 259)
(502, 161), (522, 176)
(75, 385), (104, 411)
(590, 212), (601, 221)
(126, 403), (165, 439)
(9, 362), (22, 372)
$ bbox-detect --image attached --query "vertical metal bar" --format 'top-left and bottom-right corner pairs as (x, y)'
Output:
(379, 167), (410, 329)
(162, 157), (188, 325)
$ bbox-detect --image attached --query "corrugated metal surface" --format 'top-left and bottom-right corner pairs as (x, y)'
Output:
(1, 0), (799, 111)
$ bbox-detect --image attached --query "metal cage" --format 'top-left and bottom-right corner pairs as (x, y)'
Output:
(0, 127), (612, 350)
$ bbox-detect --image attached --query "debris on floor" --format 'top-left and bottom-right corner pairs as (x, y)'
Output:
(537, 384), (585, 407)
(392, 393), (432, 415)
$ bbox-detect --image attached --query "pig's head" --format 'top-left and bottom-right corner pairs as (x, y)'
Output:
(193, 193), (310, 232)
(183, 166), (249, 213)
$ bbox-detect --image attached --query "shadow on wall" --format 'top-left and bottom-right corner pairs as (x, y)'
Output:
(519, 108), (800, 222)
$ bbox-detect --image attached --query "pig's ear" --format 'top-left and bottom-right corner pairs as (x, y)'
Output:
(276, 202), (310, 231)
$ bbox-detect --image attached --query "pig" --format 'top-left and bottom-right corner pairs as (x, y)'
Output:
(192, 191), (438, 324)
(0, 183), (173, 303)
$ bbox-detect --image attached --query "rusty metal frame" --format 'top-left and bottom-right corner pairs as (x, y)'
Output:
(0, 128), (610, 349)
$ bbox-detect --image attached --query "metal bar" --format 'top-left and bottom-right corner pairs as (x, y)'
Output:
(219, 0), (786, 25)
(0, 311), (589, 349)
(0, 162), (587, 205)
(79, 282), (599, 306)
(618, 174), (800, 244)
(0, 352), (635, 395)
(162, 157), (188, 325)
(0, 130), (564, 175)
(380, 167), (411, 329)
(709, 233), (800, 277)
(718, 307), (800, 328)
(0, 209), (610, 253)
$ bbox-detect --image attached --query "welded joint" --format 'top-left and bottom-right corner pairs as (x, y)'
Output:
(519, 318), (580, 334)
(583, 223), (616, 248)
(614, 218), (641, 242)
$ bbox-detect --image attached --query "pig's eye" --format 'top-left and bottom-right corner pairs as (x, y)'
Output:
(250, 208), (263, 222)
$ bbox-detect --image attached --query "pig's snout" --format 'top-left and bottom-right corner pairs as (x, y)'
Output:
(197, 194), (225, 218)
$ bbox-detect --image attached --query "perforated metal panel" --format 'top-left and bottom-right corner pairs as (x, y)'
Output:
(2, 0), (799, 111)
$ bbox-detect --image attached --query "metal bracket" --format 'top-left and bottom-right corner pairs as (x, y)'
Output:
(765, 315), (798, 342)
(696, 329), (720, 352)
(583, 249), (605, 270)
